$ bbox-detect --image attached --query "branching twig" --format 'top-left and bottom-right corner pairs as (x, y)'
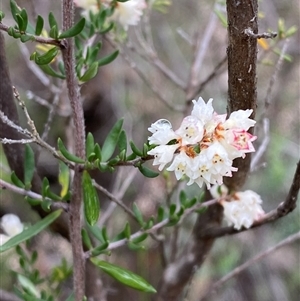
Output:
(199, 231), (300, 300)
(0, 178), (68, 211)
(85, 199), (218, 257)
(0, 22), (66, 48)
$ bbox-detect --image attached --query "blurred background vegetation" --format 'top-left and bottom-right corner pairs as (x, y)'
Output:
(0, 0), (299, 300)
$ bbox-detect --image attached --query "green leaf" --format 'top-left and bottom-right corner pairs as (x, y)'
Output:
(157, 206), (165, 223)
(35, 15), (44, 36)
(34, 47), (58, 65)
(118, 130), (127, 154)
(0, 210), (62, 253)
(24, 144), (35, 189)
(79, 62), (99, 82)
(97, 50), (119, 67)
(10, 0), (21, 23)
(42, 177), (50, 199)
(138, 164), (159, 178)
(48, 12), (58, 30)
(82, 228), (93, 249)
(86, 132), (95, 158)
(91, 259), (156, 293)
(82, 170), (100, 226)
(59, 18), (86, 39)
(11, 171), (25, 189)
(20, 34), (32, 43)
(101, 118), (124, 162)
(0, 11), (5, 22)
(90, 242), (109, 257)
(132, 203), (144, 226)
(129, 141), (143, 156)
(49, 25), (59, 39)
(124, 222), (131, 239)
(16, 13), (25, 32)
(38, 64), (66, 79)
(57, 138), (85, 163)
(58, 161), (70, 198)
(131, 233), (148, 244)
(94, 144), (101, 160)
(17, 274), (39, 297)
(20, 9), (28, 31)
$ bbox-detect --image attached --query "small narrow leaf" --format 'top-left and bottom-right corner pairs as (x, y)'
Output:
(86, 132), (95, 158)
(118, 130), (127, 154)
(10, 0), (21, 23)
(59, 18), (86, 39)
(20, 9), (28, 31)
(38, 64), (66, 79)
(24, 144), (35, 189)
(131, 233), (148, 244)
(91, 259), (156, 293)
(101, 119), (124, 162)
(34, 47), (58, 65)
(58, 161), (70, 198)
(48, 12), (58, 29)
(57, 138), (85, 163)
(82, 171), (100, 226)
(91, 242), (109, 257)
(0, 210), (62, 253)
(82, 228), (93, 249)
(132, 203), (144, 226)
(35, 15), (44, 35)
(129, 141), (143, 156)
(79, 62), (99, 82)
(97, 50), (119, 67)
(16, 14), (25, 32)
(11, 171), (25, 189)
(138, 164), (159, 178)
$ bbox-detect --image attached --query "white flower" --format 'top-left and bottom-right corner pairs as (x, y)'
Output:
(204, 142), (237, 176)
(147, 144), (178, 171)
(1, 214), (24, 237)
(167, 151), (193, 180)
(175, 116), (204, 145)
(110, 0), (147, 30)
(0, 214), (24, 246)
(191, 97), (214, 124)
(148, 119), (178, 145)
(223, 109), (256, 131)
(220, 190), (264, 230)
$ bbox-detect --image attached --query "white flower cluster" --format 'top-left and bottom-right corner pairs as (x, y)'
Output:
(221, 191), (265, 230)
(0, 214), (24, 246)
(148, 97), (257, 189)
(74, 0), (147, 30)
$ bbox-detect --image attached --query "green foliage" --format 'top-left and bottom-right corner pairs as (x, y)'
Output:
(59, 18), (86, 39)
(35, 15), (44, 35)
(91, 258), (157, 293)
(57, 138), (85, 163)
(101, 118), (124, 162)
(31, 47), (59, 65)
(82, 170), (100, 226)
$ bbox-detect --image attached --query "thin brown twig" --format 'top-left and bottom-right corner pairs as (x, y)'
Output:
(200, 160), (300, 239)
(199, 230), (300, 300)
(0, 178), (69, 211)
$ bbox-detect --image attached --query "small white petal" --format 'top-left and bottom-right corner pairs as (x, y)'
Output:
(1, 214), (24, 237)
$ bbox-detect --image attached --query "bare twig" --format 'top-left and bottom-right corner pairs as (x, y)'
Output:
(244, 28), (277, 39)
(0, 137), (35, 144)
(93, 181), (136, 221)
(199, 231), (300, 300)
(0, 178), (68, 211)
